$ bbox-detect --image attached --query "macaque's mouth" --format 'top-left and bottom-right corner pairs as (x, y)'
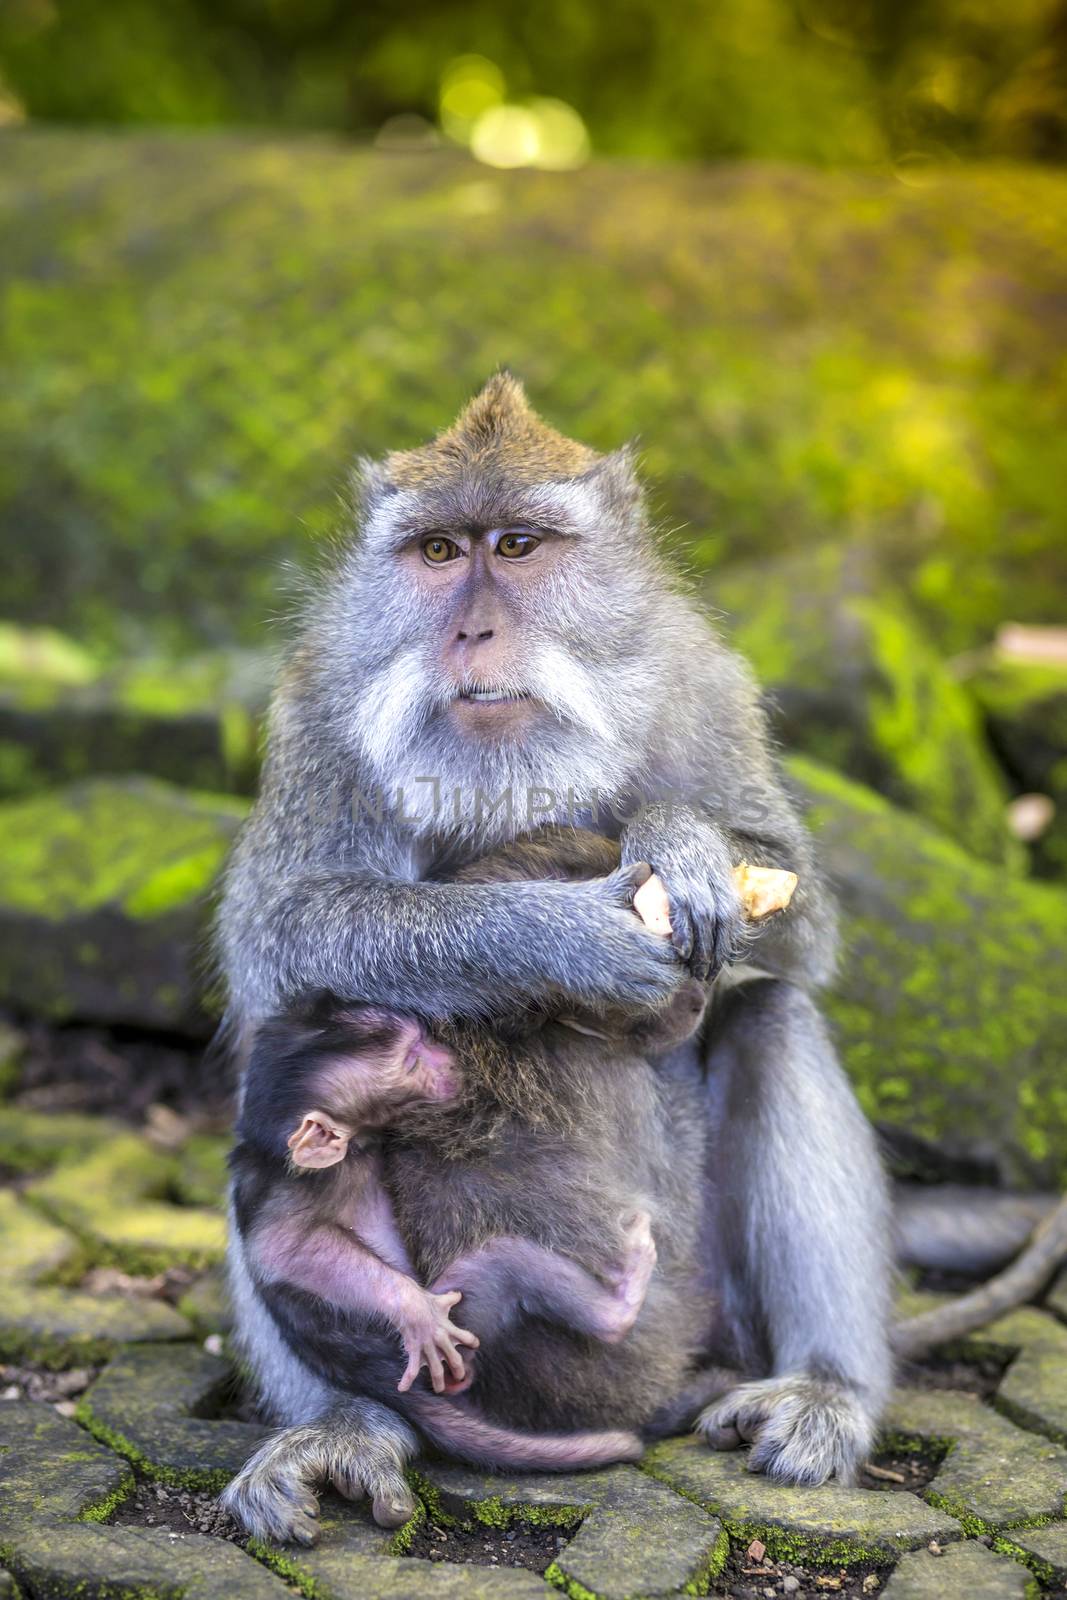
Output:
(456, 689), (531, 705)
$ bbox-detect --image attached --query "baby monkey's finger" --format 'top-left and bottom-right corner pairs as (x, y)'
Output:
(397, 1357), (420, 1393)
(453, 1326), (480, 1348)
(441, 1340), (467, 1382)
(426, 1346), (446, 1393)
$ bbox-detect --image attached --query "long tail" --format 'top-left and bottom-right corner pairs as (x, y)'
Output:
(894, 1184), (1058, 1276)
(406, 1391), (641, 1470)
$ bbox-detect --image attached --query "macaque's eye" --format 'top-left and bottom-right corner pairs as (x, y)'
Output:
(496, 530), (541, 560)
(422, 536), (461, 565)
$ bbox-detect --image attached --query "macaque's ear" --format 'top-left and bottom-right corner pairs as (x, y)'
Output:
(578, 444), (643, 518)
(349, 455), (397, 515)
(287, 1112), (351, 1170)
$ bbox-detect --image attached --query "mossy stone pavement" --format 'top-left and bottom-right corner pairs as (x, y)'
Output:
(4, 1214), (1067, 1599)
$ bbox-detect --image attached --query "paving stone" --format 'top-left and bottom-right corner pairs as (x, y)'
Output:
(969, 1309), (1067, 1445)
(418, 1462), (727, 1600)
(26, 1130), (225, 1274)
(997, 1521), (1067, 1586)
(0, 1107), (125, 1177)
(2, 1523), (291, 1599)
(176, 1265), (231, 1336)
(257, 1498), (553, 1599)
(0, 641), (270, 800)
(76, 1343), (270, 1491)
(881, 1540), (1038, 1599)
(0, 777), (246, 1033)
(0, 1189), (192, 1367)
(643, 1437), (958, 1563)
(885, 1386), (1067, 1530)
(0, 1400), (133, 1530)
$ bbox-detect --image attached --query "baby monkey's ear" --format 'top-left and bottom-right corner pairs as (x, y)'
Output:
(287, 1112), (351, 1169)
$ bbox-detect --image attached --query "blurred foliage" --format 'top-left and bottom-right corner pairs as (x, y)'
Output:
(1, 133), (1066, 658)
(1, 0), (1067, 166)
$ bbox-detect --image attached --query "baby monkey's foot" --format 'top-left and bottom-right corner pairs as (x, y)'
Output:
(397, 1288), (480, 1396)
(600, 1210), (657, 1342)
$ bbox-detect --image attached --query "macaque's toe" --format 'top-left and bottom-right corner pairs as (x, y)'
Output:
(331, 1465), (366, 1501)
(371, 1483), (417, 1528)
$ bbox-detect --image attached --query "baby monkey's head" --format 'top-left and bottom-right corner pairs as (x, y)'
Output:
(239, 1000), (459, 1171)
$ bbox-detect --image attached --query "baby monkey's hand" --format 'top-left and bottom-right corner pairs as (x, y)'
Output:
(397, 1288), (479, 1395)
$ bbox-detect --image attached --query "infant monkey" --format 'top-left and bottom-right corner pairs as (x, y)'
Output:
(233, 992), (663, 1398)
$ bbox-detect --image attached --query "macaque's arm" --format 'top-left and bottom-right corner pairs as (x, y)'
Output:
(249, 1214), (478, 1393)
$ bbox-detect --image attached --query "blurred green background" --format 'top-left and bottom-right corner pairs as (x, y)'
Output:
(1, 0), (1066, 663)
(2, 4), (1067, 1178)
(2, 0), (1067, 163)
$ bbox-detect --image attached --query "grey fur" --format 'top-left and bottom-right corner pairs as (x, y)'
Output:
(217, 377), (890, 1534)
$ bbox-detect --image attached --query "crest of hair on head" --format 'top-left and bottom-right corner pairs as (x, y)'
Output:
(383, 372), (604, 490)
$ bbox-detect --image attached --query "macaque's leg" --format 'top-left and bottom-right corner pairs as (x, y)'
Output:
(695, 978), (892, 1486)
(223, 1227), (418, 1542)
(249, 1214), (478, 1393)
(432, 1211), (656, 1346)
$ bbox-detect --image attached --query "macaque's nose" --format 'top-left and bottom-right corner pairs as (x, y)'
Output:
(449, 576), (506, 671)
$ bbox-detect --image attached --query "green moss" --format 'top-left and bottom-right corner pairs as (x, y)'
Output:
(544, 1565), (596, 1600)
(715, 546), (1019, 866)
(0, 1108), (124, 1175)
(76, 1474), (137, 1525)
(73, 1398), (233, 1494)
(26, 1131), (225, 1273)
(682, 1528), (731, 1594)
(246, 1540), (322, 1598)
(385, 1500), (426, 1556)
(469, 1495), (583, 1531)
(0, 778), (245, 921)
(791, 756), (1067, 1182)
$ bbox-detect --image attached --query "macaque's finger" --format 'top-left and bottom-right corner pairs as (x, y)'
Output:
(689, 910), (716, 985)
(671, 903), (696, 966)
(397, 1356), (420, 1393)
(437, 1290), (462, 1309)
(452, 1326), (480, 1348)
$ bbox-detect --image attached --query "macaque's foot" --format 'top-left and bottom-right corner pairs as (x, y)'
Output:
(600, 1210), (657, 1342)
(221, 1405), (418, 1541)
(221, 1442), (321, 1545)
(696, 1374), (877, 1487)
(397, 1288), (480, 1395)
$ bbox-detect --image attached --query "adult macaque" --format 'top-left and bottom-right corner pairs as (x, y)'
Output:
(218, 377), (892, 1541)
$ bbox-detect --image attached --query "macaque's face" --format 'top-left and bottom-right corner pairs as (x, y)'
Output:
(287, 1013), (459, 1168)
(339, 377), (655, 824)
(397, 524), (570, 742)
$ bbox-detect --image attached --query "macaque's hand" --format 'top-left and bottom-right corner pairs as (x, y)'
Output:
(397, 1289), (480, 1395)
(548, 865), (687, 1011)
(624, 822), (745, 985)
